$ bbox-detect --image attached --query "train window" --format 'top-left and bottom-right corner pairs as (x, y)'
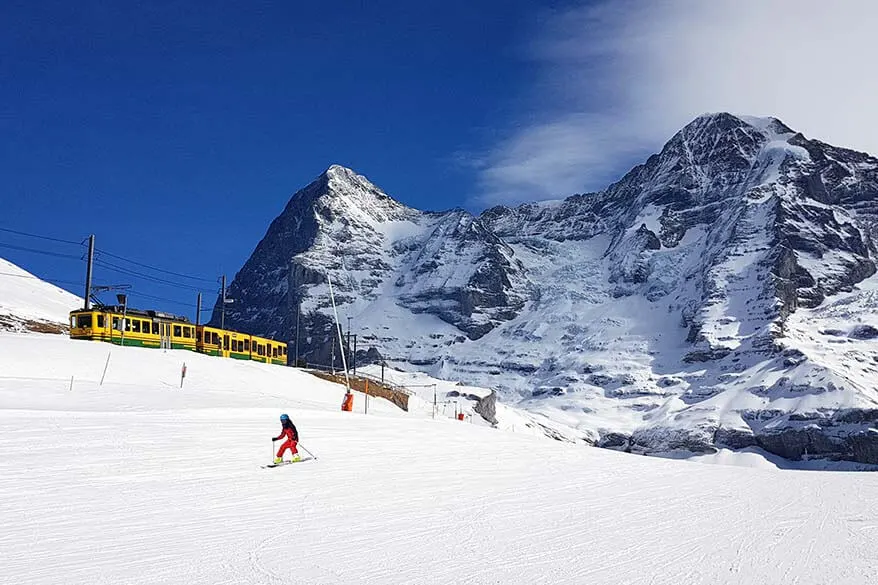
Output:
(212, 332), (220, 345)
(272, 347), (278, 358)
(173, 325), (182, 337)
(97, 315), (105, 328)
(79, 314), (92, 328)
(112, 317), (120, 330)
(142, 320), (150, 333)
(244, 339), (250, 351)
(124, 318), (131, 331)
(152, 322), (159, 335)
(132, 321), (141, 333)
(183, 327), (191, 338)
(196, 331), (202, 342)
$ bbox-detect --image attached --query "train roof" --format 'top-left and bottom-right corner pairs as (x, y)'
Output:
(71, 305), (192, 323)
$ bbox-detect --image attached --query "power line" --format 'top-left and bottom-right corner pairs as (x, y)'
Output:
(127, 289), (214, 311)
(93, 258), (205, 292)
(94, 247), (215, 283)
(0, 224), (217, 284)
(0, 226), (84, 246)
(0, 241), (85, 261)
(0, 270), (84, 287)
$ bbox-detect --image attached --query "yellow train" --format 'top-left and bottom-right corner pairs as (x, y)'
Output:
(68, 306), (287, 366)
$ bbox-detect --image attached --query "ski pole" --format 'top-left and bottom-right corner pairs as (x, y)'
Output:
(271, 439), (276, 460)
(297, 442), (317, 460)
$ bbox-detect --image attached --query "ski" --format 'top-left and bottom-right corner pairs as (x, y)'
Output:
(261, 457), (314, 468)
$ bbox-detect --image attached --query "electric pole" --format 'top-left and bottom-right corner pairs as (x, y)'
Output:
(196, 292), (202, 326)
(295, 300), (300, 367)
(352, 333), (357, 376)
(220, 275), (226, 330)
(84, 235), (95, 309)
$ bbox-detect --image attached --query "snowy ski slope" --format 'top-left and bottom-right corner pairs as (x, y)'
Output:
(0, 257), (81, 331)
(2, 334), (878, 584)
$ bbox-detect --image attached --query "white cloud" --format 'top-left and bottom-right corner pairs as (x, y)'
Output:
(475, 0), (878, 207)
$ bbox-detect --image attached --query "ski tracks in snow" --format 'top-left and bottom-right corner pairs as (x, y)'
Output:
(4, 408), (878, 584)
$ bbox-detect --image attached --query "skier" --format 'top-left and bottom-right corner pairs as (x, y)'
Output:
(272, 413), (300, 464)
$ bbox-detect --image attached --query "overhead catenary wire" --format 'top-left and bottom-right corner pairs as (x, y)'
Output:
(0, 225), (222, 317)
(0, 270), (85, 287)
(93, 258), (205, 292)
(0, 226), (84, 246)
(94, 247), (216, 283)
(127, 289), (214, 311)
(0, 224), (214, 283)
(0, 242), (85, 261)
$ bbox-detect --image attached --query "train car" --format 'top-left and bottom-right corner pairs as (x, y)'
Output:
(70, 307), (286, 365)
(250, 334), (287, 365)
(196, 325), (251, 360)
(69, 306), (196, 351)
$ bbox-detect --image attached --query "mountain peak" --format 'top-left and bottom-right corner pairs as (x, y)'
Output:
(684, 112), (795, 140)
(323, 164), (359, 180)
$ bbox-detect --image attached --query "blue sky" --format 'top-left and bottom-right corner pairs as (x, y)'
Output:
(2, 0), (568, 317)
(4, 1), (876, 320)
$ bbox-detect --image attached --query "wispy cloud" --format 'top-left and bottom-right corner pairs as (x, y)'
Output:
(475, 0), (878, 207)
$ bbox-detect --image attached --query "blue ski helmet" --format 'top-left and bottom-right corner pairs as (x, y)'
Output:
(280, 413), (290, 422)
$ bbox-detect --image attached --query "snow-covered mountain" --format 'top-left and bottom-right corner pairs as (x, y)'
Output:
(0, 257), (81, 333)
(215, 114), (878, 464)
(210, 165), (529, 361)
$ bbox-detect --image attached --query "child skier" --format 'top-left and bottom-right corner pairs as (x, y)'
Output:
(272, 413), (300, 464)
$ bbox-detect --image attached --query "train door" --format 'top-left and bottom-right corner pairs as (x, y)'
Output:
(159, 321), (171, 349)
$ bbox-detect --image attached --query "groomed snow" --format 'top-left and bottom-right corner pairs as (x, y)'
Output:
(2, 334), (878, 584)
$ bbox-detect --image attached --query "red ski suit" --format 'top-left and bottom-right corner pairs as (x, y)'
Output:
(274, 425), (298, 458)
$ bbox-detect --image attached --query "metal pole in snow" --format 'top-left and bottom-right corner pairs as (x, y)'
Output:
(69, 376), (74, 392)
(100, 351), (111, 386)
(326, 273), (351, 392)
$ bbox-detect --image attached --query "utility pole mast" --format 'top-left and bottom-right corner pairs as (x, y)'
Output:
(196, 292), (202, 326)
(295, 300), (300, 367)
(220, 275), (226, 330)
(84, 235), (95, 309)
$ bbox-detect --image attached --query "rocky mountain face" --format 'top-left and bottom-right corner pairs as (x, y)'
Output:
(210, 165), (529, 365)
(215, 115), (878, 465)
